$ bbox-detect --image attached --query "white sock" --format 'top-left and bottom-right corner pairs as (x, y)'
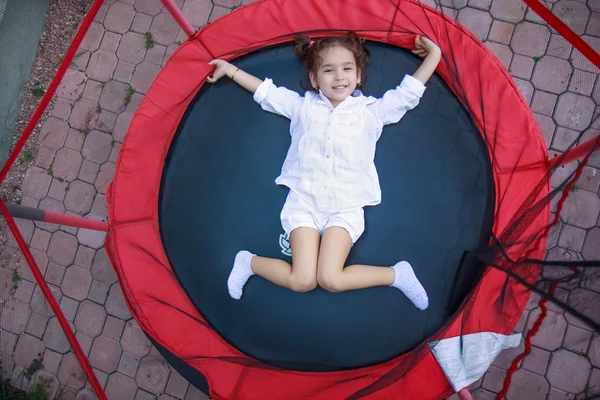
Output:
(227, 250), (255, 300)
(390, 261), (429, 310)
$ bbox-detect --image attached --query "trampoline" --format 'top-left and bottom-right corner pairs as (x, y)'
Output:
(105, 0), (550, 398)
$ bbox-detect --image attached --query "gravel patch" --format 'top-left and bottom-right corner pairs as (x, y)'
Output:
(0, 0), (93, 254)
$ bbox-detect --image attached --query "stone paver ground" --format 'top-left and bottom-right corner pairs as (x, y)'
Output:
(1, 0), (599, 398)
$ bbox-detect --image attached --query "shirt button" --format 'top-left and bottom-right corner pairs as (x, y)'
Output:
(326, 154), (330, 158)
(327, 136), (331, 140)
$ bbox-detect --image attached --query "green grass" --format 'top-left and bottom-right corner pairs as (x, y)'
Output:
(144, 32), (155, 49)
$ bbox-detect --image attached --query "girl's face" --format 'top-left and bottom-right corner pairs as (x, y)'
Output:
(309, 45), (362, 108)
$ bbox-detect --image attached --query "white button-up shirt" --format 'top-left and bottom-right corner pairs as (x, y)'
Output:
(253, 74), (426, 213)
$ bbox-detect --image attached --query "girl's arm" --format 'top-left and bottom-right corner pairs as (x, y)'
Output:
(207, 59), (263, 93)
(411, 36), (442, 85)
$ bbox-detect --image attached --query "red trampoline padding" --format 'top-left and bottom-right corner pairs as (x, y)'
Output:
(105, 0), (550, 398)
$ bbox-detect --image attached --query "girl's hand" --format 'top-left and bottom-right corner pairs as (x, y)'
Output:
(207, 59), (235, 83)
(412, 35), (441, 58)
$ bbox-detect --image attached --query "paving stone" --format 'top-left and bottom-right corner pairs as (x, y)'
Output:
(76, 216), (107, 250)
(82, 130), (113, 164)
(21, 167), (51, 202)
(80, 21), (104, 52)
(553, 0), (590, 35)
(214, 0), (242, 7)
(72, 51), (92, 72)
(165, 369), (189, 398)
(185, 384), (210, 399)
(13, 334), (44, 368)
(547, 349), (591, 392)
(65, 128), (86, 152)
(526, 309), (567, 351)
(117, 32), (147, 64)
(95, 109), (118, 132)
(209, 5), (231, 22)
(458, 8), (492, 40)
(558, 223), (587, 251)
(161, 43), (177, 68)
(13, 280), (35, 303)
(136, 355), (170, 394)
(584, 368), (600, 398)
(48, 231), (78, 267)
(121, 320), (152, 357)
(131, 12), (154, 33)
(1, 298), (30, 334)
(590, 335), (600, 368)
(86, 50), (119, 82)
(51, 97), (73, 121)
(534, 113), (556, 147)
(82, 80), (104, 102)
(492, 339), (524, 369)
(135, 0), (162, 15)
(58, 352), (87, 389)
(105, 373), (138, 400)
(95, 162), (116, 194)
(51, 148), (83, 182)
(524, 2), (552, 24)
(91, 248), (117, 284)
(89, 335), (122, 373)
(99, 80), (129, 113)
(572, 35), (600, 73)
(43, 317), (71, 353)
(552, 127), (579, 151)
(583, 227), (600, 261)
(181, 0), (211, 28)
(104, 2), (135, 33)
(136, 390), (157, 400)
(568, 70), (595, 97)
(546, 388), (574, 400)
(40, 118), (69, 150)
(100, 31), (121, 53)
(485, 42), (512, 67)
(547, 34), (573, 60)
(149, 12), (179, 45)
(43, 349), (63, 375)
(75, 388), (97, 400)
(45, 262), (66, 286)
(25, 312), (49, 338)
(48, 177), (68, 201)
(87, 279), (110, 304)
(145, 44), (165, 65)
(561, 188), (600, 228)
(113, 111), (134, 142)
(555, 91), (596, 131)
(531, 56), (572, 94)
(75, 246), (95, 269)
(61, 266), (92, 301)
(587, 12), (600, 37)
(64, 180), (96, 215)
(74, 300), (107, 337)
(513, 77), (534, 104)
(567, 288), (600, 329)
(69, 98), (99, 131)
(56, 70), (87, 101)
(34, 146), (56, 170)
(578, 166), (600, 193)
(511, 22), (550, 57)
(91, 195), (108, 219)
(30, 284), (62, 317)
(118, 351), (141, 378)
(31, 228), (52, 252)
(490, 0), (526, 22)
(468, 0), (491, 9)
(510, 54), (535, 79)
(16, 248), (49, 282)
(102, 316), (125, 341)
(78, 160), (101, 184)
(106, 284), (132, 320)
(131, 62), (160, 94)
(563, 324), (592, 353)
(60, 296), (80, 321)
(481, 364), (506, 393)
(505, 367), (548, 399)
(113, 61), (136, 83)
(0, 330), (17, 355)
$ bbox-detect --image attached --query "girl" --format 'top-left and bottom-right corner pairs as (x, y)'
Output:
(208, 32), (441, 310)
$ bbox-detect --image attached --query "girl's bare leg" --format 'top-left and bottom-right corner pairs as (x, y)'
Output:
(316, 227), (429, 310)
(251, 227), (320, 292)
(227, 227), (320, 299)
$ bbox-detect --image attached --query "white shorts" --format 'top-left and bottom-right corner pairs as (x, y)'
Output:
(280, 191), (365, 243)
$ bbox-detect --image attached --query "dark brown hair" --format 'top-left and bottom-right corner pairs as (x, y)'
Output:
(293, 31), (372, 92)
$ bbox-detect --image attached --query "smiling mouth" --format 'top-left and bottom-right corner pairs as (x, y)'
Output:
(333, 85), (347, 90)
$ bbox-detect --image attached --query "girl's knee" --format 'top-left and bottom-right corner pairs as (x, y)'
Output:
(317, 271), (344, 293)
(290, 266), (317, 292)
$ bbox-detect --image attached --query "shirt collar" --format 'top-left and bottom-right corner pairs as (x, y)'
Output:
(316, 89), (367, 110)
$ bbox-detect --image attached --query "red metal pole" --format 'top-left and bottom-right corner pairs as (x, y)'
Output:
(0, 199), (108, 400)
(44, 211), (109, 231)
(549, 133), (600, 169)
(160, 0), (196, 38)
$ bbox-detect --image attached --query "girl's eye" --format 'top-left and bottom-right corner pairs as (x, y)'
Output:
(325, 69), (333, 73)
(344, 68), (353, 71)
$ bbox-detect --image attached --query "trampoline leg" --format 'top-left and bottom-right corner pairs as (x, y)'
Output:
(5, 203), (109, 231)
(160, 0), (195, 38)
(549, 132), (600, 169)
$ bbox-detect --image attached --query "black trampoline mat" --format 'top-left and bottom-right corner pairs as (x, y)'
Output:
(159, 42), (494, 371)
